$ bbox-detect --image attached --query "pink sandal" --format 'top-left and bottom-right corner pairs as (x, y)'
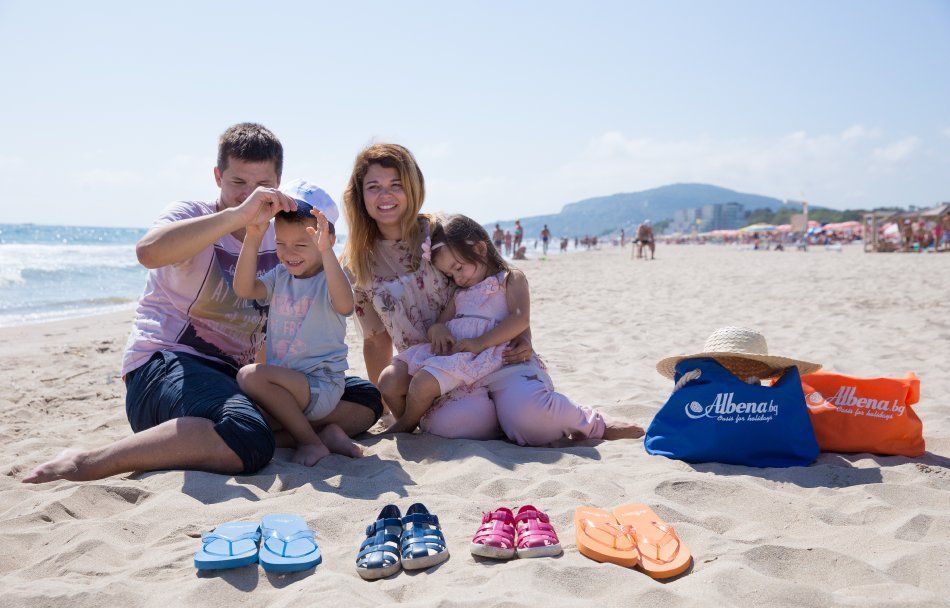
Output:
(514, 505), (562, 558)
(470, 508), (516, 560)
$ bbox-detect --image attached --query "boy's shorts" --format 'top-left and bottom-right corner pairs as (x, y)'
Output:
(303, 372), (346, 421)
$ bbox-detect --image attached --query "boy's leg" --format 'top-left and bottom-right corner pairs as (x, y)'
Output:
(236, 364), (329, 466)
(377, 361), (411, 418)
(385, 370), (442, 433)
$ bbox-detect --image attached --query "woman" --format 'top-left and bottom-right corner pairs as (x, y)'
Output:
(342, 143), (642, 444)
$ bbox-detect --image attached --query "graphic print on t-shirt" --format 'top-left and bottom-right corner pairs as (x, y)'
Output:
(178, 245), (279, 369)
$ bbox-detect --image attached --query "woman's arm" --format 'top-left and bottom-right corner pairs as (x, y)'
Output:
(363, 331), (394, 386)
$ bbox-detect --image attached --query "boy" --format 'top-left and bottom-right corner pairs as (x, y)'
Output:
(233, 179), (359, 466)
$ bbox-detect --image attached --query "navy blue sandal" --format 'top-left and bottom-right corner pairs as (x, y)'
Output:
(400, 503), (450, 570)
(356, 505), (403, 580)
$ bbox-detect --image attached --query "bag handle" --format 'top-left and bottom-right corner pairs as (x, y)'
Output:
(673, 367), (763, 392)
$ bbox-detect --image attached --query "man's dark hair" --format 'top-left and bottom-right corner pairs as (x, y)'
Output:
(217, 123), (283, 177)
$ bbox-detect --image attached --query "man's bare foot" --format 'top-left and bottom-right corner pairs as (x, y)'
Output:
(603, 421), (645, 440)
(22, 449), (86, 483)
(318, 423), (363, 458)
(292, 443), (331, 466)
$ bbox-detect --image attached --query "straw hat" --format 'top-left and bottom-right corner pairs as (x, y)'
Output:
(656, 326), (822, 380)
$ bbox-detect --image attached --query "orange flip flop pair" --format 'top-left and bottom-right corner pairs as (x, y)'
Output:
(574, 503), (692, 579)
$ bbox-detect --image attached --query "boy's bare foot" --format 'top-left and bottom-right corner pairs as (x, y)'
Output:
(292, 443), (331, 466)
(318, 423), (363, 458)
(22, 449), (87, 483)
(603, 421), (645, 440)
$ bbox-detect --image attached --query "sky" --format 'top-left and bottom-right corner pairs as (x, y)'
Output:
(0, 0), (948, 230)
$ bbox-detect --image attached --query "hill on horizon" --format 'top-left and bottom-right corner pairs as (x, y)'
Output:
(485, 183), (789, 238)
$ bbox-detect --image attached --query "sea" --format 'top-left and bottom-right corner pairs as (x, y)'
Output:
(0, 223), (148, 327)
(0, 223), (584, 328)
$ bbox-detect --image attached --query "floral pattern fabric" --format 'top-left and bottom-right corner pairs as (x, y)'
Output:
(352, 219), (453, 353)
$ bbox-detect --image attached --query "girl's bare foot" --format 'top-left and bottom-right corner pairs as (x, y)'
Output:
(318, 423), (363, 458)
(603, 421), (645, 440)
(22, 449), (86, 483)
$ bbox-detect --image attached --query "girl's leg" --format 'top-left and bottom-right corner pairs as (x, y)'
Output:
(484, 361), (607, 446)
(385, 370), (442, 434)
(420, 386), (502, 440)
(378, 361), (411, 418)
(236, 364), (329, 466)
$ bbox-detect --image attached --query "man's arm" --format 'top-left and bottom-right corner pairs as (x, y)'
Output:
(136, 187), (296, 269)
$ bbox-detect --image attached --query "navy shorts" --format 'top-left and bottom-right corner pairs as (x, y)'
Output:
(125, 351), (382, 474)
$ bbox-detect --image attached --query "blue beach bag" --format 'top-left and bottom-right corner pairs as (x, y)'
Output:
(644, 358), (819, 467)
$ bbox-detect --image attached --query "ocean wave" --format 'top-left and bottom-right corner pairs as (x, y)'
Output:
(0, 243), (141, 287)
(0, 299), (138, 328)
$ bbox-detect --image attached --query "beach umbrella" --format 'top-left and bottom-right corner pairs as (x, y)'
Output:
(739, 223), (777, 232)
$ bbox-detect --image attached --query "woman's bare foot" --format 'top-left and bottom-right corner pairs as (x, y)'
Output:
(318, 423), (363, 458)
(603, 420), (645, 440)
(22, 449), (87, 483)
(292, 443), (331, 466)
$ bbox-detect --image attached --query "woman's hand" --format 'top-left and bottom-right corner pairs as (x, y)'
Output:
(427, 323), (455, 355)
(502, 332), (533, 365)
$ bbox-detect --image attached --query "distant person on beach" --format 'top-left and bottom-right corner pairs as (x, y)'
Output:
(560, 237), (568, 252)
(232, 180), (362, 466)
(620, 228), (626, 248)
(513, 220), (524, 250)
(504, 230), (513, 256)
(492, 223), (504, 253)
(24, 124), (381, 484)
(343, 143), (641, 444)
(540, 224), (551, 255)
(635, 220), (655, 260)
(512, 245), (527, 260)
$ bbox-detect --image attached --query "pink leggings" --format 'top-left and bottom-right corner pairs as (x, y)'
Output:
(420, 358), (605, 445)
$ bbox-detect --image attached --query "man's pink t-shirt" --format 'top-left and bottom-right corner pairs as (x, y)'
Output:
(121, 201), (279, 376)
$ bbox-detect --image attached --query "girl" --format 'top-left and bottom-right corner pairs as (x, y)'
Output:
(380, 215), (606, 438)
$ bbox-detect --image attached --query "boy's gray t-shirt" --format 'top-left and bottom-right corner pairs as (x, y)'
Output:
(259, 265), (349, 376)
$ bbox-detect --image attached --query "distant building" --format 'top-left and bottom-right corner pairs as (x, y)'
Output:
(669, 202), (744, 233)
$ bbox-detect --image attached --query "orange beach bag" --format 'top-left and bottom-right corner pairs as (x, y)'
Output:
(801, 372), (924, 457)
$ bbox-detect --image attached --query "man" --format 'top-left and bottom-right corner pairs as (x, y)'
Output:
(492, 223), (504, 252)
(25, 123), (382, 483)
(540, 224), (551, 255)
(635, 219), (655, 260)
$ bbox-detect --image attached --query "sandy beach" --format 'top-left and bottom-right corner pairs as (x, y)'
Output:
(1, 244), (947, 608)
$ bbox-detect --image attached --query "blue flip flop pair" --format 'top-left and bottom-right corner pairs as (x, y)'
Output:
(356, 503), (449, 580)
(194, 514), (321, 573)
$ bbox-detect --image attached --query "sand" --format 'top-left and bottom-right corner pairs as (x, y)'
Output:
(1, 244), (948, 608)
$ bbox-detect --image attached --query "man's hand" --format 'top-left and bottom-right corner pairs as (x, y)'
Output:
(428, 323), (455, 355)
(235, 187), (297, 229)
(451, 337), (486, 355)
(305, 209), (333, 252)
